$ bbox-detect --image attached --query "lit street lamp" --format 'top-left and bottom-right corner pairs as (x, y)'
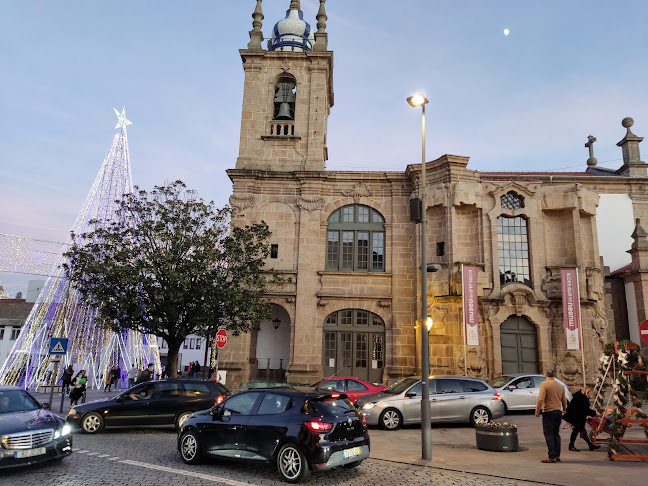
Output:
(407, 92), (431, 461)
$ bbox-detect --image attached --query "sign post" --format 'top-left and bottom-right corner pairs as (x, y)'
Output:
(214, 329), (227, 382)
(48, 338), (68, 412)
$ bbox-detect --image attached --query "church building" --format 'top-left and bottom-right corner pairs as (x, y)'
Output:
(220, 0), (648, 389)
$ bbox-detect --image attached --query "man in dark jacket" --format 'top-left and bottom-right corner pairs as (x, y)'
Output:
(562, 387), (601, 451)
(135, 363), (155, 384)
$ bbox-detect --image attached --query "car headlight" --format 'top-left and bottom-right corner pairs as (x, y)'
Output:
(68, 408), (76, 415)
(54, 424), (72, 439)
(362, 402), (376, 410)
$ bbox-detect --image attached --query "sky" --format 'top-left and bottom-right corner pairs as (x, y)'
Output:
(1, 0), (648, 297)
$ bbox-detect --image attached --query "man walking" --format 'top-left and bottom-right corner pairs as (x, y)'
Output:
(135, 363), (155, 384)
(535, 369), (568, 463)
(127, 364), (138, 388)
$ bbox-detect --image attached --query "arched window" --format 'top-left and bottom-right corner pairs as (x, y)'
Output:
(497, 216), (531, 287)
(322, 309), (385, 382)
(326, 204), (385, 272)
(273, 74), (296, 121)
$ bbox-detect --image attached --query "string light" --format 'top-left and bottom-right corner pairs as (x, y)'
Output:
(0, 109), (161, 389)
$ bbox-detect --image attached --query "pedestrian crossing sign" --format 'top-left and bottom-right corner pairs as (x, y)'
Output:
(49, 338), (68, 355)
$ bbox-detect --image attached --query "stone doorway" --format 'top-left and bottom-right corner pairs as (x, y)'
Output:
(500, 315), (539, 374)
(322, 309), (385, 383)
(252, 304), (290, 382)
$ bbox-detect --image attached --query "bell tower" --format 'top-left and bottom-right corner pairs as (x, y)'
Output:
(236, 0), (333, 172)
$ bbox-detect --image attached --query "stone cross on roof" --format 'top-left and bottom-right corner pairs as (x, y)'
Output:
(585, 134), (598, 166)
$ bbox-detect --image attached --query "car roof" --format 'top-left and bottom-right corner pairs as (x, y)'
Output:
(0, 385), (24, 391)
(403, 375), (489, 382)
(321, 376), (369, 382)
(236, 386), (344, 400)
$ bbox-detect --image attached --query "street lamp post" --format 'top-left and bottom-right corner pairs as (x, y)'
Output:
(407, 93), (431, 460)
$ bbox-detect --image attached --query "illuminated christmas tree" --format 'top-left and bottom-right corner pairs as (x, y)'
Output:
(0, 109), (161, 389)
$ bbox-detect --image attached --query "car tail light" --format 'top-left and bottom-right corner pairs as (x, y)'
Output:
(215, 395), (226, 405)
(492, 392), (503, 401)
(330, 393), (340, 398)
(305, 421), (333, 432)
(361, 414), (366, 424)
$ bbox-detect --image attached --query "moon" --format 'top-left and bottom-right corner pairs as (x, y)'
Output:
(504, 29), (510, 36)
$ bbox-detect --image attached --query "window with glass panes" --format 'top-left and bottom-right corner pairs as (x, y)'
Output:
(497, 216), (531, 287)
(326, 205), (385, 272)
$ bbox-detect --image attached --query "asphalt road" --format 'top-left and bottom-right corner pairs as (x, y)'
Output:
(0, 426), (540, 486)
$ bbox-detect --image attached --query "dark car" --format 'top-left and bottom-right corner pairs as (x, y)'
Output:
(177, 388), (369, 483)
(0, 386), (73, 469)
(66, 379), (229, 434)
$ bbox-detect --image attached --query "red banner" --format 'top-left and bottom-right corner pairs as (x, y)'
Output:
(462, 265), (479, 345)
(560, 268), (581, 350)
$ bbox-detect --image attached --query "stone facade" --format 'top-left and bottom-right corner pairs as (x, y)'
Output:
(220, 1), (648, 390)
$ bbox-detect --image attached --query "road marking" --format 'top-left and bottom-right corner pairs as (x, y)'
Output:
(120, 459), (253, 486)
(97, 454), (111, 458)
(85, 452), (99, 455)
(74, 450), (88, 453)
(108, 456), (121, 461)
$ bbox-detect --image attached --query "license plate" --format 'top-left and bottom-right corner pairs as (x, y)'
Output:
(14, 447), (46, 459)
(342, 446), (362, 459)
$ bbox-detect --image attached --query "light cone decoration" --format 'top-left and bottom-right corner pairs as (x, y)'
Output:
(0, 108), (161, 389)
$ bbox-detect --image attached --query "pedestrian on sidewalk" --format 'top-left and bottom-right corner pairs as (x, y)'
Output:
(61, 365), (74, 394)
(562, 387), (601, 452)
(127, 364), (138, 388)
(70, 370), (87, 407)
(112, 364), (121, 391)
(104, 365), (114, 392)
(535, 368), (567, 463)
(135, 363), (154, 384)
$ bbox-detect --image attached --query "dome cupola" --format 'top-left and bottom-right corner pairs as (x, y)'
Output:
(269, 1), (314, 52)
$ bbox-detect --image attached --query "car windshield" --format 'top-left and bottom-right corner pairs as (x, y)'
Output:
(383, 377), (419, 395)
(488, 376), (514, 388)
(311, 396), (355, 416)
(0, 390), (41, 414)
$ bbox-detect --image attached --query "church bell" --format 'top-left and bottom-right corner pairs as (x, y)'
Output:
(276, 102), (292, 120)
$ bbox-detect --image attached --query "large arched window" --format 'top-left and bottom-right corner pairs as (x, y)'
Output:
(326, 204), (385, 272)
(497, 215), (531, 287)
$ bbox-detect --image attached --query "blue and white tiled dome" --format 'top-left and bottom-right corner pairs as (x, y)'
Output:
(269, 7), (314, 52)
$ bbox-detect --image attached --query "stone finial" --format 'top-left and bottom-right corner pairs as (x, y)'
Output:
(617, 116), (645, 176)
(631, 218), (648, 250)
(585, 135), (597, 166)
(314, 0), (328, 51)
(247, 0), (264, 50)
(290, 0), (301, 10)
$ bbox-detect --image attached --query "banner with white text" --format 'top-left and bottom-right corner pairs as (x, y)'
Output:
(561, 268), (581, 350)
(462, 264), (480, 345)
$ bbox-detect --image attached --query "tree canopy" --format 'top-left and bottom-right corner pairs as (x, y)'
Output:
(63, 180), (283, 377)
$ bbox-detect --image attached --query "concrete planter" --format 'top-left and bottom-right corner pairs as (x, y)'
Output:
(475, 425), (519, 452)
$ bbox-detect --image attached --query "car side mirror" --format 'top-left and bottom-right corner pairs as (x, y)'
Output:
(210, 405), (223, 417)
(508, 385), (517, 390)
(41, 402), (50, 410)
(405, 391), (418, 398)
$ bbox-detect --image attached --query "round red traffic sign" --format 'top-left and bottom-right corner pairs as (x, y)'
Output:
(640, 320), (648, 344)
(215, 329), (228, 349)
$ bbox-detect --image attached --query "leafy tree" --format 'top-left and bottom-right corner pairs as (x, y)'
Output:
(63, 180), (284, 377)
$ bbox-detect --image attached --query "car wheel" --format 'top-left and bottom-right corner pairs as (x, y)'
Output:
(470, 406), (492, 426)
(343, 459), (364, 468)
(179, 430), (201, 465)
(277, 443), (310, 483)
(502, 401), (509, 414)
(176, 411), (193, 430)
(379, 408), (402, 431)
(81, 412), (104, 434)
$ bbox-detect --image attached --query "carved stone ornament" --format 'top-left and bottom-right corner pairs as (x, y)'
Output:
(317, 298), (329, 307)
(297, 195), (325, 211)
(378, 300), (391, 308)
(229, 194), (256, 211)
(284, 297), (296, 309)
(458, 347), (487, 380)
(586, 267), (604, 301)
(342, 183), (371, 202)
(556, 351), (588, 385)
(542, 274), (562, 299)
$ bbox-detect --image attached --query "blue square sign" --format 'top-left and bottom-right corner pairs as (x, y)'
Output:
(49, 338), (68, 355)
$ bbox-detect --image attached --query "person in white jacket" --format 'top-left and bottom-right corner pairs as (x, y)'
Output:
(127, 364), (138, 388)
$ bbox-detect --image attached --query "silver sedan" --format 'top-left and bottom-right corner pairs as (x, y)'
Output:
(488, 374), (573, 412)
(355, 376), (506, 430)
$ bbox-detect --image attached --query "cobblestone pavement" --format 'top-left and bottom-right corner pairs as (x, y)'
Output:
(0, 428), (547, 486)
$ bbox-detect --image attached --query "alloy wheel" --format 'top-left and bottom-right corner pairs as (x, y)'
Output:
(279, 445), (302, 481)
(82, 413), (102, 433)
(181, 434), (197, 461)
(472, 407), (490, 424)
(382, 409), (400, 430)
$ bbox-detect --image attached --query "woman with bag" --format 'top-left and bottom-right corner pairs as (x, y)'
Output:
(69, 370), (88, 407)
(61, 365), (74, 394)
(562, 387), (601, 451)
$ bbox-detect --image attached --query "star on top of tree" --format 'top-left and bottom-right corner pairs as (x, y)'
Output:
(114, 107), (132, 131)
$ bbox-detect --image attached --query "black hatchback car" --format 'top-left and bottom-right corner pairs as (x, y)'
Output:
(178, 388), (369, 483)
(0, 386), (73, 468)
(66, 379), (229, 433)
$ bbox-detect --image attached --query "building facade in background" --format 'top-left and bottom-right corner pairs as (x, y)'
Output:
(0, 299), (33, 367)
(220, 1), (648, 389)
